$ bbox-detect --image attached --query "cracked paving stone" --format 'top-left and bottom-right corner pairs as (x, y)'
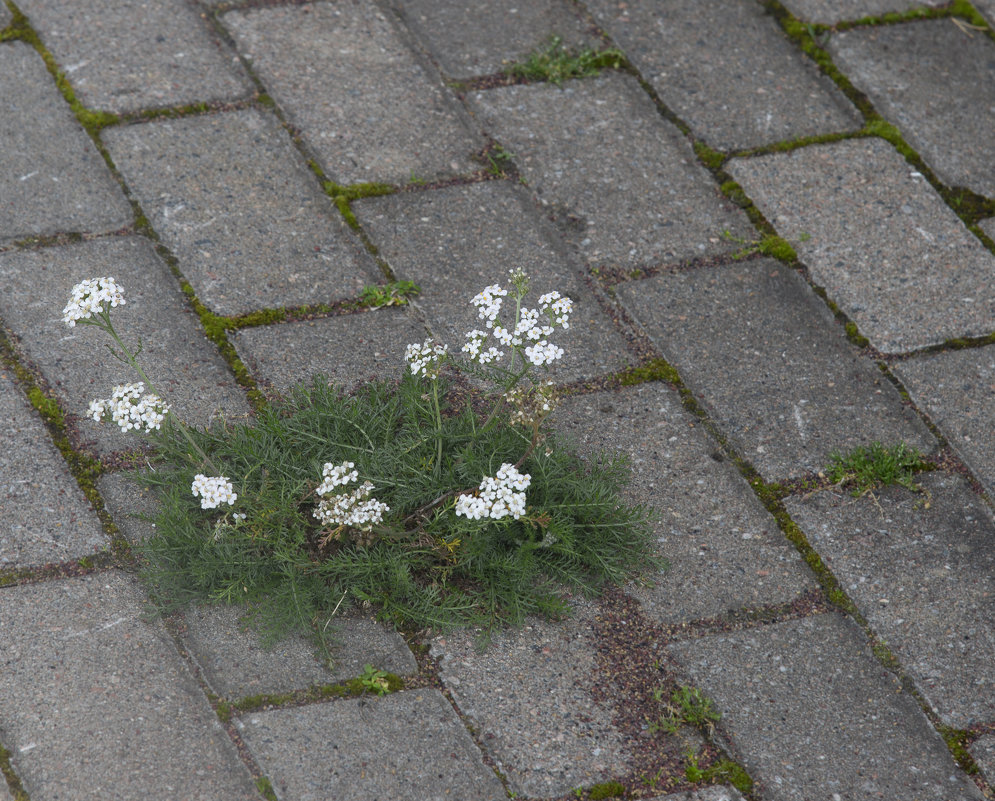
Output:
(728, 138), (995, 354)
(668, 613), (984, 801)
(15, 0), (252, 113)
(617, 259), (934, 481)
(222, 1), (479, 185)
(467, 72), (754, 269)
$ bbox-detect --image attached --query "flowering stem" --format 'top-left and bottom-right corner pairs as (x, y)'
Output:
(431, 379), (443, 476)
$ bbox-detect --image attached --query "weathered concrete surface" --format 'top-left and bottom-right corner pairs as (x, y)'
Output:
(971, 735), (995, 787)
(780, 0), (945, 22)
(0, 572), (259, 801)
(222, 2), (479, 185)
(15, 0), (252, 113)
(617, 260), (935, 481)
(786, 473), (995, 728)
(668, 613), (984, 801)
(728, 138), (995, 354)
(237, 690), (506, 801)
(830, 18), (995, 198)
(467, 72), (754, 269)
(104, 108), (377, 316)
(0, 43), (132, 243)
(585, 0), (862, 150)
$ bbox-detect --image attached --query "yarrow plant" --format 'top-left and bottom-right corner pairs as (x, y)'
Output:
(64, 270), (659, 648)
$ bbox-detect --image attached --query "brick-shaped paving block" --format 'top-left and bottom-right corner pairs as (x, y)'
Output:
(222, 2), (478, 185)
(649, 789), (744, 801)
(104, 109), (377, 316)
(429, 602), (629, 797)
(181, 605), (416, 699)
(617, 260), (934, 481)
(0, 572), (259, 800)
(585, 0), (861, 151)
(786, 472), (995, 728)
(895, 346), (995, 496)
(668, 613), (984, 801)
(238, 690), (506, 800)
(728, 139), (995, 353)
(233, 309), (427, 394)
(0, 372), (107, 567)
(971, 735), (995, 786)
(354, 181), (633, 382)
(16, 0), (251, 113)
(97, 471), (158, 544)
(391, 0), (595, 78)
(830, 19), (995, 198)
(0, 43), (132, 242)
(0, 237), (250, 456)
(468, 73), (754, 269)
(555, 384), (815, 624)
(780, 0), (945, 23)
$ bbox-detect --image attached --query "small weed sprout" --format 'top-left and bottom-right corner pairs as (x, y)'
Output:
(359, 280), (420, 308)
(357, 664), (391, 696)
(63, 271), (660, 645)
(826, 441), (929, 496)
(506, 35), (625, 86)
(650, 684), (721, 735)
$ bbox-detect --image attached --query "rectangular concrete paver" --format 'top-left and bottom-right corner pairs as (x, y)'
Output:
(238, 690), (506, 801)
(971, 735), (995, 787)
(0, 572), (259, 800)
(16, 0), (251, 114)
(786, 472), (995, 728)
(895, 345), (995, 497)
(0, 43), (132, 242)
(981, 217), (995, 243)
(829, 18), (995, 198)
(233, 309), (428, 395)
(728, 138), (995, 354)
(617, 260), (934, 481)
(429, 602), (630, 797)
(555, 384), (816, 624)
(468, 72), (754, 269)
(668, 613), (983, 801)
(0, 372), (107, 567)
(0, 236), (250, 456)
(354, 180), (634, 382)
(391, 0), (596, 78)
(585, 0), (862, 151)
(104, 109), (378, 316)
(222, 2), (479, 185)
(781, 0), (946, 23)
(651, 789), (744, 801)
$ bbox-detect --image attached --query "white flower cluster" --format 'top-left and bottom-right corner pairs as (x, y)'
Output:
(404, 339), (449, 379)
(88, 382), (170, 433)
(191, 474), (237, 510)
(463, 279), (571, 368)
(314, 461), (389, 531)
(454, 463), (531, 521)
(63, 277), (125, 327)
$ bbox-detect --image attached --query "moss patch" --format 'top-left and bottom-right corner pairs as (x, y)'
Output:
(0, 740), (28, 801)
(616, 358), (681, 387)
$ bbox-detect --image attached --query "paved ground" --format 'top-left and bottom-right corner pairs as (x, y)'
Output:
(1, 0), (994, 799)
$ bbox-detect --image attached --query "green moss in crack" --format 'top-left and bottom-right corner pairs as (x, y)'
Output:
(586, 780), (627, 800)
(616, 358), (681, 387)
(0, 740), (28, 801)
(28, 386), (64, 427)
(693, 140), (725, 170)
(844, 322), (870, 349)
(255, 776), (278, 801)
(938, 726), (980, 776)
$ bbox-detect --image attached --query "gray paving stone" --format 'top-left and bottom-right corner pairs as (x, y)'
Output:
(0, 236), (250, 456)
(238, 689), (506, 801)
(585, 0), (861, 151)
(728, 139), (995, 354)
(649, 789), (744, 801)
(617, 260), (935, 481)
(895, 346), (995, 497)
(981, 217), (995, 243)
(467, 73), (754, 269)
(830, 19), (995, 198)
(233, 309), (427, 394)
(554, 383), (816, 624)
(97, 471), (158, 544)
(104, 109), (377, 316)
(391, 0), (595, 78)
(977, 0), (995, 27)
(971, 735), (995, 786)
(786, 473), (995, 728)
(182, 604), (416, 699)
(0, 43), (132, 242)
(780, 0), (945, 23)
(0, 571), (259, 800)
(16, 0), (251, 114)
(0, 4), (11, 28)
(668, 613), (984, 801)
(354, 180), (634, 382)
(429, 602), (629, 797)
(222, 2), (478, 185)
(0, 372), (107, 567)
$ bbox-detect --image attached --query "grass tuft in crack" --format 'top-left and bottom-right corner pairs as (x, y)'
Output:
(506, 35), (625, 86)
(826, 441), (929, 496)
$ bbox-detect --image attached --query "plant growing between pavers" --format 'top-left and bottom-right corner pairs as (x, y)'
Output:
(63, 271), (659, 645)
(825, 441), (930, 497)
(505, 35), (625, 86)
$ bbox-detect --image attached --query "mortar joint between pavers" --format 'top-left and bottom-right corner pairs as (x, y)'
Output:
(0, 736), (29, 801)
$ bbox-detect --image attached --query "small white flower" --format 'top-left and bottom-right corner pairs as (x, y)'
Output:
(524, 341), (564, 367)
(470, 284), (507, 328)
(455, 463), (531, 521)
(404, 339), (448, 379)
(191, 474), (237, 510)
(63, 277), (125, 327)
(88, 382), (170, 433)
(314, 479), (389, 531)
(316, 461), (358, 495)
